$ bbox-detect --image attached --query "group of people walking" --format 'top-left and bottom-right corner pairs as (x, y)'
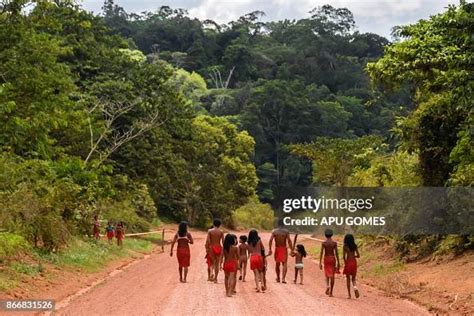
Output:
(92, 215), (125, 246)
(169, 218), (360, 299)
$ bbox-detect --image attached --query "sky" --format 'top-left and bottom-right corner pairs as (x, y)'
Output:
(80, 0), (459, 39)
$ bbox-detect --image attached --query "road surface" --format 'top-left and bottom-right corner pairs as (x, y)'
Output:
(55, 231), (429, 316)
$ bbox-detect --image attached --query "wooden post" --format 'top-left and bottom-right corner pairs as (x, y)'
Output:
(161, 229), (165, 253)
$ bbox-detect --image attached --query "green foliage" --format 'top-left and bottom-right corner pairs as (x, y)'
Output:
(233, 198), (274, 230)
(0, 233), (30, 262)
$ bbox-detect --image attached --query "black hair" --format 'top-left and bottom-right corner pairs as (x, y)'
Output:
(239, 235), (247, 243)
(343, 234), (357, 252)
(213, 218), (222, 227)
(223, 234), (235, 253)
(296, 244), (307, 257)
(277, 217), (284, 227)
(231, 234), (238, 245)
(178, 221), (188, 237)
(248, 229), (260, 247)
(324, 228), (333, 238)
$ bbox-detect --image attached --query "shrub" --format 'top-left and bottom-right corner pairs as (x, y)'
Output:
(0, 233), (30, 262)
(233, 198), (274, 230)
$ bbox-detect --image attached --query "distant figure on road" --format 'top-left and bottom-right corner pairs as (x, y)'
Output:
(92, 215), (100, 240)
(343, 234), (360, 299)
(291, 244), (307, 284)
(222, 234), (239, 297)
(268, 218), (292, 283)
(319, 229), (340, 297)
(205, 219), (224, 283)
(105, 221), (115, 244)
(170, 221), (194, 283)
(247, 229), (265, 292)
(238, 235), (248, 282)
(115, 221), (125, 247)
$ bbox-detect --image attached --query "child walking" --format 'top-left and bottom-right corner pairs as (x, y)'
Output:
(343, 234), (360, 299)
(222, 234), (239, 297)
(92, 215), (100, 240)
(247, 229), (265, 293)
(115, 222), (125, 247)
(319, 229), (340, 297)
(238, 235), (248, 282)
(105, 221), (115, 244)
(292, 244), (307, 284)
(170, 221), (194, 283)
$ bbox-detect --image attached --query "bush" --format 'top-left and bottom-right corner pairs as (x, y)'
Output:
(0, 233), (30, 262)
(233, 198), (274, 230)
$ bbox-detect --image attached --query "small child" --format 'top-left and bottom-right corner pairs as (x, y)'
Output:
(260, 248), (270, 291)
(105, 221), (115, 244)
(291, 244), (307, 284)
(238, 235), (248, 282)
(115, 222), (125, 247)
(343, 234), (360, 299)
(319, 229), (340, 297)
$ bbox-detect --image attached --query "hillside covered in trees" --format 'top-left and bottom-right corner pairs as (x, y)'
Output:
(0, 0), (472, 254)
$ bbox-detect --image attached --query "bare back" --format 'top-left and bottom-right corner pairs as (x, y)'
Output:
(224, 245), (239, 261)
(238, 243), (248, 257)
(207, 228), (223, 246)
(322, 239), (338, 257)
(248, 239), (264, 255)
(272, 228), (290, 247)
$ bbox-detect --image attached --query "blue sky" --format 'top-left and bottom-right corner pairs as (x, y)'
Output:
(80, 0), (459, 39)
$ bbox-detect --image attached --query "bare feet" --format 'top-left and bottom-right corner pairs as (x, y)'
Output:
(276, 278), (280, 283)
(300, 282), (303, 285)
(282, 280), (287, 284)
(354, 287), (360, 298)
(325, 287), (330, 295)
(293, 280), (297, 284)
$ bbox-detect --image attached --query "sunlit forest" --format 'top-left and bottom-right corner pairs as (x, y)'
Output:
(0, 0), (472, 256)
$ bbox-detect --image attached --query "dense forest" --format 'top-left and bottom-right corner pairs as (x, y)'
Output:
(0, 0), (472, 254)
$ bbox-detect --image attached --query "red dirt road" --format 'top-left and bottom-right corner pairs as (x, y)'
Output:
(55, 232), (429, 316)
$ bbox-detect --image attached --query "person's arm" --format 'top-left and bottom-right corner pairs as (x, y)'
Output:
(268, 231), (274, 255)
(335, 243), (340, 269)
(205, 230), (210, 250)
(343, 246), (347, 262)
(355, 248), (360, 258)
(319, 244), (324, 269)
(286, 232), (293, 250)
(170, 234), (177, 256)
(188, 233), (194, 244)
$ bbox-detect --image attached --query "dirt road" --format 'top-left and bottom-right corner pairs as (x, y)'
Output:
(55, 231), (429, 316)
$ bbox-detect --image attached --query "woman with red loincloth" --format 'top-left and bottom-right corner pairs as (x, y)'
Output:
(92, 215), (100, 240)
(170, 221), (194, 283)
(222, 234), (239, 297)
(343, 234), (360, 299)
(115, 222), (125, 247)
(105, 221), (115, 244)
(247, 229), (266, 292)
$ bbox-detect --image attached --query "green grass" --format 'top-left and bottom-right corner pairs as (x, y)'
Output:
(370, 260), (405, 276)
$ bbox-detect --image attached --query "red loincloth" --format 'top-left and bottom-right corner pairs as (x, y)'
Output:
(116, 231), (124, 240)
(211, 245), (222, 257)
(324, 256), (336, 277)
(250, 254), (264, 271)
(223, 259), (238, 273)
(274, 246), (288, 263)
(205, 253), (212, 267)
(343, 258), (357, 276)
(177, 247), (191, 268)
(106, 231), (114, 239)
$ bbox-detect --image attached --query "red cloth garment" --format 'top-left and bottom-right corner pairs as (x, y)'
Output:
(106, 231), (114, 239)
(274, 246), (288, 263)
(343, 258), (357, 276)
(223, 259), (238, 273)
(250, 254), (264, 271)
(211, 245), (222, 256)
(116, 230), (124, 240)
(177, 247), (191, 268)
(324, 256), (336, 277)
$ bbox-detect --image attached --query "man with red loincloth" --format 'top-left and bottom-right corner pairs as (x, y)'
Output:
(205, 219), (224, 283)
(319, 228), (340, 297)
(268, 218), (292, 283)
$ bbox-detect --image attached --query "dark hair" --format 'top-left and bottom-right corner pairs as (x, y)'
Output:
(324, 228), (333, 238)
(344, 234), (357, 252)
(277, 217), (284, 227)
(239, 235), (247, 243)
(231, 234), (238, 245)
(213, 218), (222, 227)
(296, 244), (307, 257)
(178, 221), (188, 237)
(223, 234), (235, 253)
(248, 229), (260, 247)
(94, 215), (98, 220)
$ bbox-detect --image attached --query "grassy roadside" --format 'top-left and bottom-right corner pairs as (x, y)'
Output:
(0, 233), (161, 293)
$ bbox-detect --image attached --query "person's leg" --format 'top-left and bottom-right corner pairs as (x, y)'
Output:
(179, 267), (183, 282)
(213, 257), (220, 283)
(243, 261), (247, 282)
(329, 277), (335, 297)
(325, 276), (330, 295)
(262, 270), (266, 291)
(183, 267), (188, 283)
(254, 270), (260, 292)
(294, 268), (297, 283)
(231, 272), (237, 294)
(300, 269), (304, 285)
(352, 275), (359, 298)
(282, 261), (288, 283)
(225, 272), (230, 296)
(275, 262), (281, 282)
(346, 275), (351, 298)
